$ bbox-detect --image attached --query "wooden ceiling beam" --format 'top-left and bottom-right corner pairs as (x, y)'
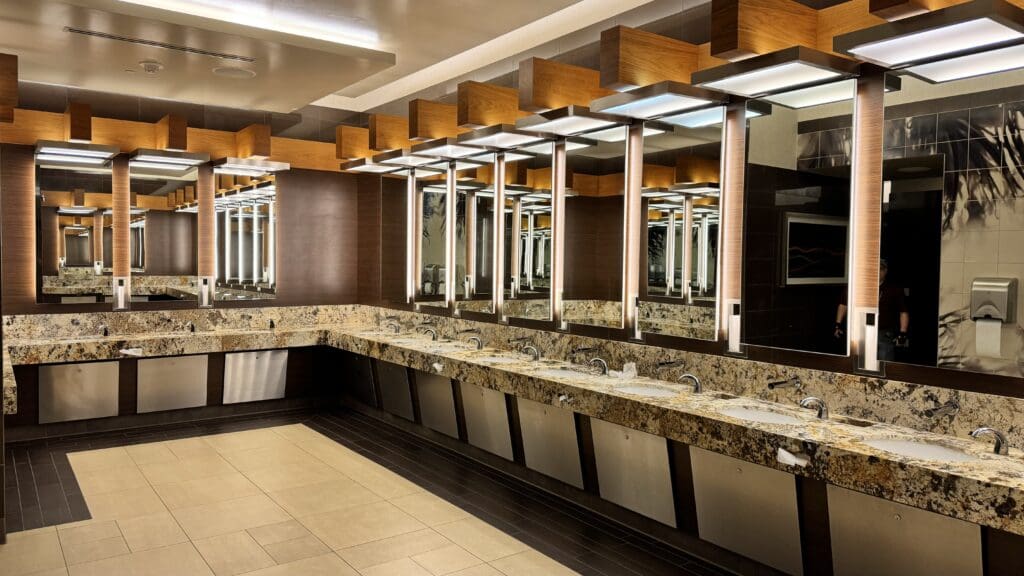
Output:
(518, 57), (615, 112)
(409, 99), (468, 140)
(0, 53), (15, 123)
(336, 125), (375, 160)
(64, 101), (92, 143)
(154, 114), (188, 151)
(600, 26), (701, 89)
(236, 123), (271, 159)
(457, 81), (523, 128)
(369, 114), (414, 151)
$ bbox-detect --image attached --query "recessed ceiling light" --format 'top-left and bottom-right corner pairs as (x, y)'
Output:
(590, 81), (726, 119)
(457, 125), (546, 149)
(692, 46), (859, 98)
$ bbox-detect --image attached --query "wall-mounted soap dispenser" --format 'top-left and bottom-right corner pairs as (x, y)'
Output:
(971, 278), (1017, 358)
(112, 276), (130, 311)
(198, 276), (215, 308)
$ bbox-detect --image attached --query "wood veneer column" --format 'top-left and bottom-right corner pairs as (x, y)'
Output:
(720, 103), (746, 351)
(622, 123), (645, 338)
(197, 164), (215, 277)
(111, 155), (130, 278)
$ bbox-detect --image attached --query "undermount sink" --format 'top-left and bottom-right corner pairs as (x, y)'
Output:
(861, 438), (976, 462)
(475, 356), (521, 365)
(614, 385), (681, 398)
(719, 406), (803, 425)
(533, 367), (590, 379)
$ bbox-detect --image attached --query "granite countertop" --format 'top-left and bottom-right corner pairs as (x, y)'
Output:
(4, 319), (1024, 536)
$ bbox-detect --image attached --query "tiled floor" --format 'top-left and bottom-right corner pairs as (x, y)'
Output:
(3, 410), (733, 575)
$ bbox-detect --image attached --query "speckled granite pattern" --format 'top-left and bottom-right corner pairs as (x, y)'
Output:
(638, 300), (716, 340)
(42, 275), (200, 296)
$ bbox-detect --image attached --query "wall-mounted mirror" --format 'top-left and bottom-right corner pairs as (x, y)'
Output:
(504, 141), (555, 321)
(640, 113), (724, 340)
(879, 70), (1024, 377)
(128, 168), (200, 302)
(741, 80), (855, 356)
(215, 177), (277, 301)
(417, 165), (449, 309)
(455, 154), (497, 314)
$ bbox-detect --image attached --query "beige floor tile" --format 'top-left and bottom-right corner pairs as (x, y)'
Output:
(23, 568), (70, 576)
(247, 520), (312, 546)
(67, 447), (135, 472)
(153, 472), (261, 510)
(238, 553), (359, 576)
(262, 534), (332, 564)
(75, 465), (149, 497)
(270, 424), (330, 444)
(193, 531), (276, 576)
(163, 437), (220, 460)
(220, 444), (320, 473)
(346, 466), (425, 500)
(125, 442), (177, 465)
(203, 429), (295, 453)
(57, 519), (121, 547)
(295, 438), (374, 472)
(434, 518), (528, 562)
(411, 544), (482, 576)
(268, 478), (381, 517)
(337, 529), (451, 570)
(299, 500), (427, 550)
(489, 550), (580, 575)
(83, 486), (169, 521)
(117, 511), (188, 551)
(62, 535), (130, 566)
(361, 557), (433, 576)
(391, 493), (470, 526)
(172, 493), (292, 540)
(69, 541), (213, 576)
(447, 566), (502, 576)
(139, 454), (237, 485)
(243, 459), (346, 493)
(0, 528), (66, 576)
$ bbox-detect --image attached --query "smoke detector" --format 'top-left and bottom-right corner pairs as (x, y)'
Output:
(138, 60), (164, 75)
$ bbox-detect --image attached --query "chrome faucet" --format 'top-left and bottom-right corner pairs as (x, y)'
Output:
(384, 321), (401, 334)
(799, 396), (828, 419)
(768, 376), (803, 391)
(679, 373), (702, 393)
(589, 357), (609, 376)
(521, 345), (541, 361)
(466, 336), (483, 350)
(418, 327), (438, 341)
(971, 427), (1009, 455)
(923, 400), (960, 419)
(98, 323), (109, 337)
(269, 319), (276, 331)
(186, 321), (196, 333)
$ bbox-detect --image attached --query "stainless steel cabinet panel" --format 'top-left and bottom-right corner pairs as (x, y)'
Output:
(415, 371), (458, 438)
(223, 351), (288, 404)
(39, 362), (120, 424)
(828, 485), (982, 576)
(690, 446), (802, 575)
(517, 398), (583, 488)
(377, 361), (414, 421)
(458, 382), (513, 460)
(137, 355), (209, 413)
(590, 418), (675, 527)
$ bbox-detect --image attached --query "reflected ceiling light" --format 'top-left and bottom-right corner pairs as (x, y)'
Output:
(339, 158), (400, 174)
(906, 42), (1024, 81)
(640, 188), (681, 199)
(515, 105), (623, 136)
(504, 185), (536, 197)
(57, 206), (97, 215)
(590, 81), (726, 119)
(213, 157), (289, 177)
(671, 182), (721, 197)
(373, 148), (437, 167)
(833, 0), (1024, 71)
(692, 46), (859, 98)
(412, 137), (484, 159)
(102, 207), (148, 215)
(662, 100), (772, 128)
(35, 140), (119, 166)
(427, 159), (488, 171)
(422, 185), (448, 194)
(457, 125), (546, 149)
(649, 202), (683, 210)
(129, 148), (209, 173)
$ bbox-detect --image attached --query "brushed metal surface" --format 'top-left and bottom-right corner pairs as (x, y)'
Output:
(376, 360), (414, 421)
(458, 382), (513, 460)
(590, 418), (675, 526)
(517, 397), (583, 488)
(828, 485), (982, 576)
(39, 362), (119, 424)
(222, 350), (288, 404)
(414, 371), (458, 438)
(137, 355), (208, 413)
(690, 446), (803, 575)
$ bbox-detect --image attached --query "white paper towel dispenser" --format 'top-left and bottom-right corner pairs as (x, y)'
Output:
(970, 278), (1017, 322)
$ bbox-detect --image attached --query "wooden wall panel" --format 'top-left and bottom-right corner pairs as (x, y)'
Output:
(710, 0), (818, 60)
(111, 155), (130, 278)
(1, 144), (36, 312)
(154, 114), (188, 151)
(409, 99), (469, 140)
(369, 114), (414, 151)
(0, 53), (15, 123)
(851, 73), (884, 314)
(64, 101), (91, 142)
(457, 81), (521, 127)
(600, 26), (700, 89)
(677, 155), (721, 183)
(187, 128), (237, 158)
(643, 164), (676, 188)
(518, 57), (615, 111)
(236, 123), (271, 158)
(269, 136), (339, 171)
(721, 103), (747, 334)
(197, 164), (214, 277)
(356, 173), (382, 304)
(336, 125), (373, 160)
(817, 0), (884, 52)
(143, 211), (197, 275)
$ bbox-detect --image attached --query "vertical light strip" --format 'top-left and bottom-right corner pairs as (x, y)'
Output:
(510, 197), (522, 300)
(526, 214), (535, 289)
(224, 207), (232, 282)
(445, 161), (458, 311)
(406, 171), (417, 303)
(251, 202), (259, 285)
(492, 154), (506, 319)
(236, 207), (244, 284)
(551, 140), (567, 327)
(665, 210), (676, 296)
(415, 178), (424, 300)
(682, 199), (694, 303)
(111, 154), (130, 310)
(93, 212), (104, 272)
(720, 103), (746, 351)
(268, 200), (275, 287)
(622, 123), (644, 339)
(699, 218), (709, 293)
(851, 71), (885, 371)
(466, 190), (477, 298)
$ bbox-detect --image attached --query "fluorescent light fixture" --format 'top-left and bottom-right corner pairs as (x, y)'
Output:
(662, 101), (770, 128)
(763, 79), (856, 109)
(422, 185), (448, 194)
(35, 140), (119, 167)
(834, 0), (1024, 68)
(57, 206), (97, 215)
(36, 154), (110, 166)
(130, 148), (208, 166)
(103, 207), (148, 215)
(907, 41), (1024, 81)
(518, 137), (594, 155)
(412, 137), (484, 159)
(640, 188), (685, 200)
(427, 159), (489, 172)
(213, 157), (289, 177)
(373, 148), (437, 167)
(590, 81), (726, 119)
(692, 46), (859, 98)
(516, 105), (623, 136)
(586, 124), (667, 142)
(457, 125), (546, 149)
(671, 182), (721, 197)
(340, 158), (400, 174)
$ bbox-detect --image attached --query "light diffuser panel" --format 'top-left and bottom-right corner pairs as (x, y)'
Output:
(702, 61), (843, 97)
(907, 42), (1024, 82)
(848, 17), (1022, 67)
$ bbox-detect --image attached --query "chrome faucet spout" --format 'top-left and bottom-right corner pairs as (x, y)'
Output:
(768, 376), (802, 391)
(521, 345), (541, 361)
(680, 373), (702, 393)
(971, 427), (1009, 455)
(467, 336), (483, 350)
(923, 400), (960, 419)
(418, 327), (438, 341)
(589, 358), (609, 376)
(657, 360), (685, 371)
(799, 396), (828, 420)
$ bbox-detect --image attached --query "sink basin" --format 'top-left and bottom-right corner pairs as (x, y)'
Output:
(475, 356), (521, 365)
(614, 385), (681, 398)
(862, 438), (976, 462)
(533, 367), (589, 379)
(719, 407), (802, 425)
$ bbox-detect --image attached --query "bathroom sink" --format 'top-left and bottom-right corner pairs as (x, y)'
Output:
(719, 407), (803, 425)
(614, 385), (681, 398)
(533, 367), (590, 379)
(861, 438), (976, 462)
(475, 356), (521, 365)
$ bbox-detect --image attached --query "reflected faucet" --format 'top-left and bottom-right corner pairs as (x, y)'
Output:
(679, 373), (702, 393)
(98, 323), (109, 337)
(923, 400), (960, 419)
(521, 345), (541, 361)
(799, 397), (829, 419)
(467, 336), (483, 350)
(589, 358), (609, 376)
(269, 319), (276, 331)
(971, 427), (1009, 455)
(768, 376), (803, 391)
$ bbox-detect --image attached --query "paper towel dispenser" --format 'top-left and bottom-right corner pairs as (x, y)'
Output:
(970, 278), (1017, 322)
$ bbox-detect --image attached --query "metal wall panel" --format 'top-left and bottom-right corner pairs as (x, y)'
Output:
(517, 398), (583, 488)
(458, 382), (513, 460)
(39, 362), (119, 423)
(415, 371), (458, 438)
(137, 355), (208, 413)
(376, 361), (414, 421)
(223, 351), (288, 404)
(590, 418), (675, 526)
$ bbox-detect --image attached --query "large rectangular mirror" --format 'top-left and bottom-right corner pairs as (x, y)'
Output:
(129, 169), (200, 302)
(417, 165), (449, 309)
(880, 69), (1024, 377)
(504, 142), (555, 321)
(215, 178), (277, 301)
(640, 112), (724, 340)
(741, 80), (856, 355)
(455, 154), (497, 314)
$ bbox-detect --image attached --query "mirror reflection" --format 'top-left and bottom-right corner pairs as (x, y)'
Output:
(741, 81), (855, 355)
(504, 143), (554, 321)
(455, 154), (496, 314)
(215, 177), (277, 301)
(128, 169), (200, 302)
(417, 166), (449, 308)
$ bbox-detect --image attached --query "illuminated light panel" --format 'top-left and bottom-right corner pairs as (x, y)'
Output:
(373, 150), (437, 167)
(671, 182), (720, 197)
(601, 92), (713, 118)
(129, 160), (194, 171)
(412, 139), (483, 159)
(458, 126), (545, 148)
(36, 154), (109, 165)
(763, 79), (856, 109)
(701, 61), (842, 97)
(661, 108), (729, 128)
(340, 158), (399, 174)
(213, 157), (289, 177)
(907, 42), (1024, 82)
(586, 125), (664, 142)
(518, 139), (591, 155)
(518, 114), (617, 136)
(57, 207), (97, 215)
(848, 18), (1021, 67)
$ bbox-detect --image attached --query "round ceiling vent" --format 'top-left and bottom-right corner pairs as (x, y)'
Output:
(213, 66), (257, 79)
(138, 60), (164, 75)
